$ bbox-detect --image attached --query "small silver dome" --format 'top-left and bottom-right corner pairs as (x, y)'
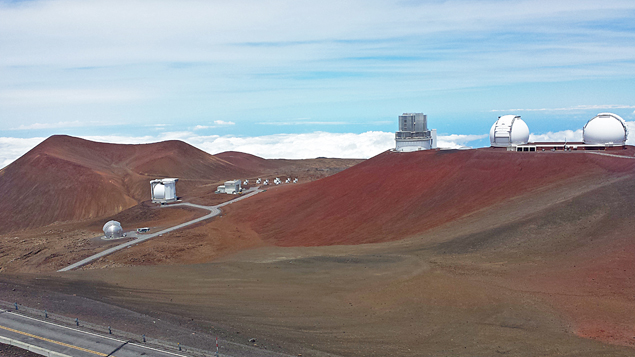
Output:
(103, 220), (123, 238)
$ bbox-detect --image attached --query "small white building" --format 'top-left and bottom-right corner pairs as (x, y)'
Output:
(150, 178), (178, 203)
(224, 179), (242, 194)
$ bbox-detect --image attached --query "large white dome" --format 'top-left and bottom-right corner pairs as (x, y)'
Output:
(103, 220), (123, 238)
(490, 115), (530, 147)
(583, 113), (627, 145)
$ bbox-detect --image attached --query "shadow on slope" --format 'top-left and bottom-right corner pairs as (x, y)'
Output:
(432, 175), (635, 347)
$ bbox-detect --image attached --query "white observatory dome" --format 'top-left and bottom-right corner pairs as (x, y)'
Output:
(103, 220), (123, 238)
(153, 183), (165, 200)
(583, 113), (628, 145)
(489, 115), (530, 147)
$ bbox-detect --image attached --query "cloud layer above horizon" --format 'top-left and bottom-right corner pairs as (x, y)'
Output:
(0, 131), (489, 168)
(4, 122), (635, 169)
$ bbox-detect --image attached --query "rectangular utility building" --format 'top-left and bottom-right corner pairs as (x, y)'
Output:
(216, 179), (242, 194)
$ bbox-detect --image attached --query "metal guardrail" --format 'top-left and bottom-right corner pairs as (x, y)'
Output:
(0, 299), (272, 357)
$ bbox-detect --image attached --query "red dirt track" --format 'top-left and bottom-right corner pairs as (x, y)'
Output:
(233, 148), (635, 247)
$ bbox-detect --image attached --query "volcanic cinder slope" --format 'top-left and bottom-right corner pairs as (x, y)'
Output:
(231, 148), (635, 246)
(0, 135), (261, 234)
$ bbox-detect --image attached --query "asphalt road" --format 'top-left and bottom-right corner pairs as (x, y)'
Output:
(0, 310), (196, 357)
(58, 188), (262, 272)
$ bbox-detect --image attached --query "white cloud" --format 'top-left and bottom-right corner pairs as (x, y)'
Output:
(258, 121), (350, 126)
(0, 136), (47, 167)
(185, 131), (395, 159)
(194, 121), (236, 130)
(530, 129), (583, 142)
(437, 134), (488, 149)
(186, 132), (486, 158)
(492, 105), (635, 113)
(0, 89), (148, 106)
(2, 1), (633, 67)
(529, 122), (635, 145)
(1, 0), (634, 132)
(0, 1), (633, 89)
(0, 131), (488, 168)
(10, 121), (85, 130)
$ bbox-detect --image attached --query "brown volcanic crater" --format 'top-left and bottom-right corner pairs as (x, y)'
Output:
(0, 135), (259, 234)
(0, 135), (361, 235)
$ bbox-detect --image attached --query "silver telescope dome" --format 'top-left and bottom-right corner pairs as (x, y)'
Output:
(103, 220), (123, 238)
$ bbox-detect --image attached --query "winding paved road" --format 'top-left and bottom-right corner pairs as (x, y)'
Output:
(58, 188), (262, 272)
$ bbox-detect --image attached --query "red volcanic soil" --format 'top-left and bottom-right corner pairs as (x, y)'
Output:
(0, 135), (258, 234)
(232, 148), (635, 247)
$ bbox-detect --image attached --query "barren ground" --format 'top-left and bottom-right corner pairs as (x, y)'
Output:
(2, 172), (635, 356)
(0, 343), (42, 357)
(2, 149), (635, 356)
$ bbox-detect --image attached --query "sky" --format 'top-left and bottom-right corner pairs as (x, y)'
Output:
(1, 0), (635, 167)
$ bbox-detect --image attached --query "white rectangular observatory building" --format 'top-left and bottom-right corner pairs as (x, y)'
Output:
(223, 180), (242, 194)
(150, 178), (179, 203)
(395, 113), (437, 152)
